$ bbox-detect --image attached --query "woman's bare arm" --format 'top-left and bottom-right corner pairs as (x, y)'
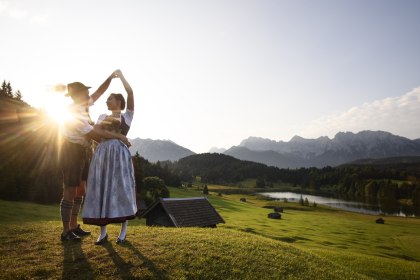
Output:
(90, 70), (119, 103)
(116, 70), (134, 111)
(87, 125), (131, 147)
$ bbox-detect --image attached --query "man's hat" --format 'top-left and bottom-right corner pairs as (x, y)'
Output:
(65, 82), (91, 97)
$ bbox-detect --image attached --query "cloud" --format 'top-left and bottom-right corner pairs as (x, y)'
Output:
(30, 14), (48, 24)
(0, 1), (47, 24)
(301, 87), (420, 139)
(0, 1), (9, 13)
(9, 8), (28, 19)
(0, 1), (28, 19)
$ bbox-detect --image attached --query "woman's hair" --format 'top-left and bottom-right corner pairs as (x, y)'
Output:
(110, 93), (126, 110)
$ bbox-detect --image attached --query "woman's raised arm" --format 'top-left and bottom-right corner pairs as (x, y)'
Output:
(116, 70), (134, 111)
(90, 70), (119, 103)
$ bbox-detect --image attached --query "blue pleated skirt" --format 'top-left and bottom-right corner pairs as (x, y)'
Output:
(82, 139), (137, 226)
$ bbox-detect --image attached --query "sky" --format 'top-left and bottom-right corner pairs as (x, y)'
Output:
(1, 0), (420, 153)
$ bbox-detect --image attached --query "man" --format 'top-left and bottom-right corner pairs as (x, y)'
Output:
(60, 70), (130, 241)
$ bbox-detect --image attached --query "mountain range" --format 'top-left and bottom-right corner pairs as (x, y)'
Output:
(129, 130), (420, 168)
(128, 138), (195, 162)
(225, 131), (420, 168)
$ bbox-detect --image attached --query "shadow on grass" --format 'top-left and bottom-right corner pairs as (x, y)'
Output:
(207, 199), (244, 212)
(125, 241), (169, 280)
(62, 242), (94, 279)
(103, 242), (137, 280)
(274, 236), (312, 243)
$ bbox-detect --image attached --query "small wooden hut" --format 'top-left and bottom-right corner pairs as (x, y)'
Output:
(138, 197), (225, 227)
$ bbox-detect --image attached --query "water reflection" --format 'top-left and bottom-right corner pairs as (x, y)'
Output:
(260, 192), (419, 217)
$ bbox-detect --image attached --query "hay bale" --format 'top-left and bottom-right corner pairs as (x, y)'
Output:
(376, 218), (385, 224)
(268, 212), (281, 219)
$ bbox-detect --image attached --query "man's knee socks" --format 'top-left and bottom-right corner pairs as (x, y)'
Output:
(72, 196), (83, 220)
(60, 199), (73, 223)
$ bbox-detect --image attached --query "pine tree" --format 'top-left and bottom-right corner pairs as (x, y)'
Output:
(6, 81), (13, 98)
(0, 80), (7, 97)
(14, 90), (22, 100)
(299, 194), (304, 206)
(0, 80), (22, 100)
(203, 184), (209, 195)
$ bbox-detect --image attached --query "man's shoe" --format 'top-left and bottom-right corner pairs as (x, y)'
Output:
(61, 231), (81, 242)
(95, 234), (108, 245)
(72, 224), (91, 236)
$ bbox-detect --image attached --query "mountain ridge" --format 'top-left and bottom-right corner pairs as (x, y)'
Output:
(129, 138), (195, 162)
(228, 130), (420, 168)
(128, 130), (420, 168)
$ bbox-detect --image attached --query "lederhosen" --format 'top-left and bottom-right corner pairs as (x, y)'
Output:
(60, 107), (94, 188)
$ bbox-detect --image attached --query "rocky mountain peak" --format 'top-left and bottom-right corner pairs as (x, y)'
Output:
(226, 130), (420, 168)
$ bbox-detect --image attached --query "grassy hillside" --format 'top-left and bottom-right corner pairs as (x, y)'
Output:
(175, 187), (420, 280)
(0, 201), (366, 280)
(0, 187), (419, 279)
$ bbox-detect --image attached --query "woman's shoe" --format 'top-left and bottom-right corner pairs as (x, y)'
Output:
(116, 238), (126, 244)
(94, 234), (108, 245)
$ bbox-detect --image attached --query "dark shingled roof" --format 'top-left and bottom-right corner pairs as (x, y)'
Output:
(140, 197), (225, 227)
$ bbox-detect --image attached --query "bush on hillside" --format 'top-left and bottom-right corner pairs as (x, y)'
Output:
(143, 176), (170, 206)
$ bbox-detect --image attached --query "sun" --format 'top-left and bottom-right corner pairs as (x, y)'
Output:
(42, 94), (72, 125)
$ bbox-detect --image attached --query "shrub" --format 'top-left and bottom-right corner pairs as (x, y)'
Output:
(143, 176), (170, 206)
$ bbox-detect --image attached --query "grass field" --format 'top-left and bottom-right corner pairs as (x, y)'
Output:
(0, 186), (419, 279)
(178, 187), (420, 280)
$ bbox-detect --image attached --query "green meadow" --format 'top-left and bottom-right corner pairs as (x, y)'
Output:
(202, 189), (420, 280)
(0, 186), (419, 279)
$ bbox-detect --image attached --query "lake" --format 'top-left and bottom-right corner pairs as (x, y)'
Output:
(260, 192), (419, 217)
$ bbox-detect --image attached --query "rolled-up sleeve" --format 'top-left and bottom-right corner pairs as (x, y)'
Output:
(74, 118), (93, 135)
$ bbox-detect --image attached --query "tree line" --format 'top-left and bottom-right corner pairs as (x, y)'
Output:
(171, 153), (420, 207)
(0, 80), (23, 100)
(0, 118), (179, 204)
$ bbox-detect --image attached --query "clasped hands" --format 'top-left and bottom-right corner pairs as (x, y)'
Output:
(112, 69), (123, 79)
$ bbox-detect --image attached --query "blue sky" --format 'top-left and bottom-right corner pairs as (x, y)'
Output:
(1, 0), (420, 153)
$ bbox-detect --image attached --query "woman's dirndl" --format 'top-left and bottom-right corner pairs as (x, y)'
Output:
(82, 138), (137, 226)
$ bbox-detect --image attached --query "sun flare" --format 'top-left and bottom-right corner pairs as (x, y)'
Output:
(42, 94), (72, 124)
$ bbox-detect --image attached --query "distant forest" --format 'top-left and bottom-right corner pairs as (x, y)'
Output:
(170, 153), (420, 208)
(1, 81), (419, 210)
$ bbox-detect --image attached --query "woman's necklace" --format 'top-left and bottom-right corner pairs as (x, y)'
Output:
(111, 111), (121, 118)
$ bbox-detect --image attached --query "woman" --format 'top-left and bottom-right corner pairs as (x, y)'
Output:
(82, 70), (137, 245)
